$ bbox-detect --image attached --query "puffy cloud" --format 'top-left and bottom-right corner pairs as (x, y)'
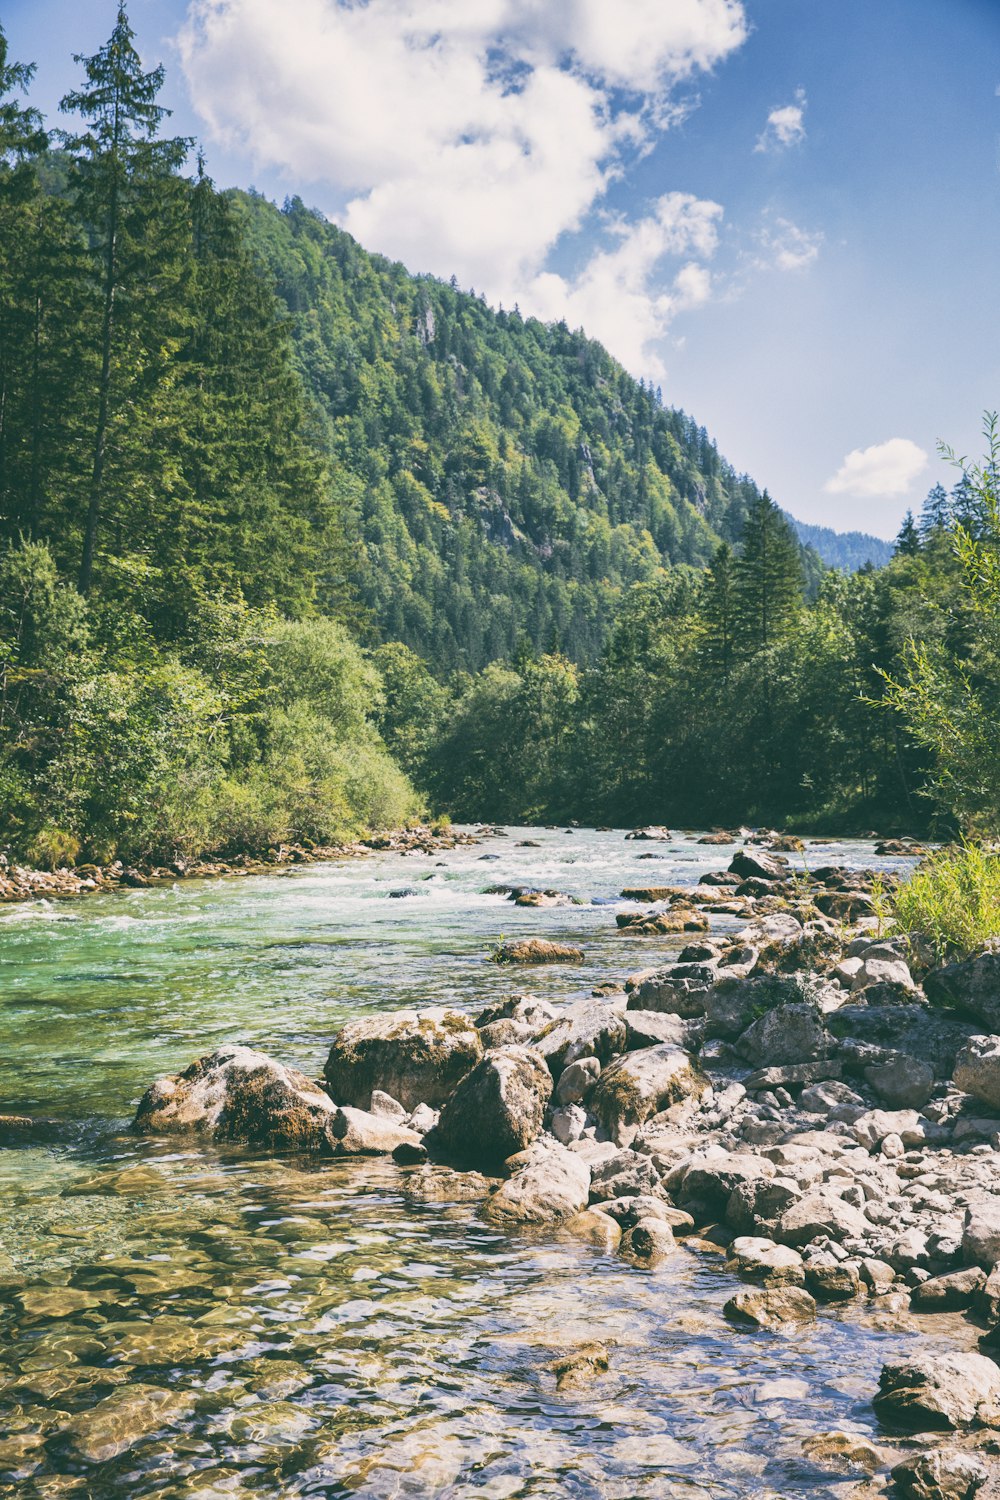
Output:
(755, 88), (807, 153)
(824, 439), (929, 498)
(756, 215), (822, 271)
(178, 0), (747, 308)
(523, 192), (723, 379)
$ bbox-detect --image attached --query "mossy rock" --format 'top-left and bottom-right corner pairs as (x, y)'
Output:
(324, 1007), (482, 1109)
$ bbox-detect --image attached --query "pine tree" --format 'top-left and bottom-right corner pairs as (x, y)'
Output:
(699, 541), (737, 682)
(733, 491), (804, 656)
(894, 510), (921, 557)
(919, 482), (951, 536)
(0, 26), (47, 533)
(151, 167), (332, 633)
(59, 3), (191, 594)
(951, 472), (983, 537)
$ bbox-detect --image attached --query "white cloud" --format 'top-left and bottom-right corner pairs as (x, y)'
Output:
(824, 438), (929, 498)
(523, 192), (723, 379)
(178, 0), (747, 321)
(755, 88), (807, 153)
(756, 215), (822, 271)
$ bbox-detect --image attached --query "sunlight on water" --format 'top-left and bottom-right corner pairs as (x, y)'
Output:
(0, 829), (932, 1497)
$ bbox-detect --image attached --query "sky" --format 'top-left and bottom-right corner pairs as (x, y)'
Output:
(4, 0), (1000, 538)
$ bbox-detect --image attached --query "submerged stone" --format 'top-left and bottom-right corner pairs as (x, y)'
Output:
(63, 1384), (196, 1463)
(723, 1286), (816, 1329)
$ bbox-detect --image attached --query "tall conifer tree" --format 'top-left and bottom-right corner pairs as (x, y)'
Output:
(733, 492), (803, 656)
(60, 3), (191, 593)
(700, 541), (737, 682)
(894, 510), (921, 557)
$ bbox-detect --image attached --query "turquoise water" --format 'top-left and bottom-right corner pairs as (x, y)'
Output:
(0, 829), (950, 1496)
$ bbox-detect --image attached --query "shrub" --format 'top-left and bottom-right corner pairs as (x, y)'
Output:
(27, 827), (81, 871)
(891, 842), (1000, 961)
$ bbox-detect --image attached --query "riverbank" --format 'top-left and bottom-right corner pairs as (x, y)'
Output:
(0, 822), (481, 904)
(1, 826), (991, 1497)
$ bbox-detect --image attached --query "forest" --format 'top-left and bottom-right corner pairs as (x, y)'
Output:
(0, 10), (996, 865)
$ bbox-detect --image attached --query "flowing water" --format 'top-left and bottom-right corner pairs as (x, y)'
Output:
(0, 828), (960, 1497)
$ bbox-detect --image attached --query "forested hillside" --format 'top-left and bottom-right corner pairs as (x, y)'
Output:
(236, 190), (802, 671)
(786, 516), (893, 572)
(0, 10), (996, 862)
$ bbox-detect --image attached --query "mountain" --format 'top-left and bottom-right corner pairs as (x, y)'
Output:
(237, 192), (797, 671)
(786, 515), (894, 572)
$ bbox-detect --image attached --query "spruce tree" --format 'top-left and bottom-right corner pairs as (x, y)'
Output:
(0, 27), (47, 534)
(699, 541), (737, 682)
(951, 472), (983, 537)
(155, 168), (331, 633)
(919, 482), (951, 536)
(59, 3), (191, 594)
(733, 492), (804, 656)
(894, 510), (921, 557)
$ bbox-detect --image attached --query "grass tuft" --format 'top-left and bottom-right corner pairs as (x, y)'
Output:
(891, 842), (1000, 962)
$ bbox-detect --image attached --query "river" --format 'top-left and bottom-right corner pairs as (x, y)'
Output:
(0, 828), (960, 1497)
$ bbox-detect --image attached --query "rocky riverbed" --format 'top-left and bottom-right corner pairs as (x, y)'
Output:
(0, 822), (477, 904)
(2, 827), (999, 1497)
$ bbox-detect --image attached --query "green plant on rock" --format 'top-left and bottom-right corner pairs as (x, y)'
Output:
(485, 934), (508, 964)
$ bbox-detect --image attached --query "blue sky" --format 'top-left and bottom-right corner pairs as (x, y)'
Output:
(5, 0), (999, 538)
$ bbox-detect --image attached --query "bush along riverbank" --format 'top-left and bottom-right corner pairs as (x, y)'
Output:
(0, 823), (479, 904)
(122, 836), (1000, 1496)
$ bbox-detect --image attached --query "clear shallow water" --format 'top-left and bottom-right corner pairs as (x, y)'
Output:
(0, 828), (947, 1497)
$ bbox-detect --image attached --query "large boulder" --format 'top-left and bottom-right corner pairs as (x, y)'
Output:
(891, 1449), (989, 1500)
(680, 1153), (775, 1217)
(864, 1053), (935, 1110)
(910, 1268), (987, 1312)
(625, 966), (714, 1017)
(624, 1011), (694, 1050)
(962, 1201), (1000, 1269)
(588, 1149), (665, 1203)
(484, 1138), (590, 1224)
(133, 1044), (337, 1150)
(726, 1176), (802, 1236)
(925, 951), (1000, 1031)
(954, 1035), (1000, 1111)
(434, 1046), (552, 1168)
(729, 849), (789, 882)
(727, 1236), (805, 1286)
(324, 1008), (482, 1110)
(534, 999), (628, 1073)
(874, 1353), (1000, 1431)
(830, 1004), (976, 1079)
(590, 1045), (705, 1143)
(776, 1190), (867, 1246)
(736, 1003), (830, 1069)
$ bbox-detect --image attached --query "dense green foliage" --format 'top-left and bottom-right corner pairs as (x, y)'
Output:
(0, 11), (994, 863)
(237, 190), (820, 672)
(880, 418), (1000, 832)
(415, 471), (995, 833)
(0, 15), (416, 862)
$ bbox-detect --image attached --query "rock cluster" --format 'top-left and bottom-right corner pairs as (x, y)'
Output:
(130, 839), (1000, 1498)
(0, 824), (477, 905)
